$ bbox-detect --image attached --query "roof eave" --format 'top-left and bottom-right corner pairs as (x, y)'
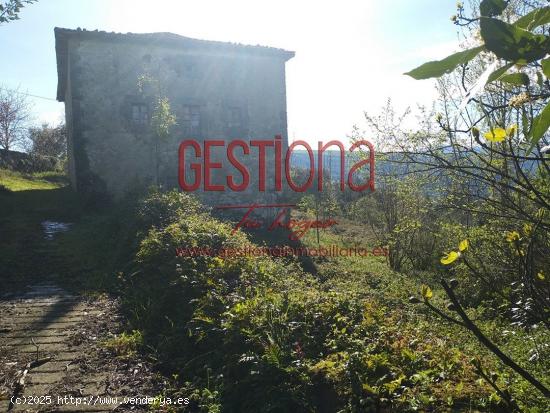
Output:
(54, 27), (296, 102)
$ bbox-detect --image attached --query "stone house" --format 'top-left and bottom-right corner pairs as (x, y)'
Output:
(55, 27), (294, 204)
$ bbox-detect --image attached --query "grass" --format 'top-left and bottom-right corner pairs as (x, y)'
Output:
(0, 168), (66, 191)
(103, 330), (143, 358)
(0, 168), (85, 289)
(0, 169), (139, 293)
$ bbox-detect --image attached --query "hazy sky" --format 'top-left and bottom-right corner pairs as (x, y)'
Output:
(1, 0), (461, 146)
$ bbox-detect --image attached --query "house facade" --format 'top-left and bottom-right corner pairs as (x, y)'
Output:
(55, 27), (294, 204)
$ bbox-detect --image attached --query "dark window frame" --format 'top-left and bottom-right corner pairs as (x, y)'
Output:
(131, 103), (149, 126)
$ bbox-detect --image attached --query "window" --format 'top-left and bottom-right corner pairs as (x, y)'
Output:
(132, 103), (149, 125)
(181, 105), (201, 136)
(172, 58), (198, 79)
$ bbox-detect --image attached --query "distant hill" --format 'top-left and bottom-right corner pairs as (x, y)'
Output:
(288, 150), (363, 181)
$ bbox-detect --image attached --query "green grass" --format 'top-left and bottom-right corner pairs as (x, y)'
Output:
(0, 168), (67, 191)
(0, 168), (84, 289)
(0, 168), (136, 292)
(103, 330), (143, 358)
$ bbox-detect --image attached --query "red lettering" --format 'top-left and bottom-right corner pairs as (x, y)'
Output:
(227, 140), (250, 191)
(274, 135), (282, 191)
(178, 138), (375, 193)
(347, 140), (375, 192)
(250, 140), (274, 191)
(285, 140), (314, 192)
(318, 140), (345, 191)
(204, 140), (225, 191)
(178, 140), (202, 191)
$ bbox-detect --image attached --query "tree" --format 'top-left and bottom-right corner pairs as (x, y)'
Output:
(0, 0), (37, 24)
(28, 123), (66, 159)
(401, 0), (550, 402)
(0, 87), (31, 151)
(151, 96), (177, 185)
(137, 72), (177, 187)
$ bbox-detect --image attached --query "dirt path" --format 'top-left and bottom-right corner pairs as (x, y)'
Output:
(0, 284), (159, 412)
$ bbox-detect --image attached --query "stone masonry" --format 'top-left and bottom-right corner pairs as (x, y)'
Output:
(55, 28), (294, 207)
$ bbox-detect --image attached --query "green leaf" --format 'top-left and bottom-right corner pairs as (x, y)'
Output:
(537, 71), (544, 86)
(480, 17), (550, 63)
(487, 62), (514, 83)
(499, 72), (530, 85)
(542, 58), (550, 78)
(480, 0), (508, 17)
(405, 46), (484, 80)
(514, 6), (550, 31)
(528, 101), (550, 153)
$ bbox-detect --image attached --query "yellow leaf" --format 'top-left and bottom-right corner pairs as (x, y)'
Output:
(523, 223), (533, 236)
(506, 124), (518, 137)
(458, 239), (469, 252)
(484, 128), (507, 142)
(441, 251), (460, 265)
(421, 284), (433, 300)
(537, 271), (545, 280)
(505, 231), (520, 242)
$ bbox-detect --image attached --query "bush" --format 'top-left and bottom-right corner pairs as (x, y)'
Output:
(136, 187), (205, 229)
(117, 189), (506, 412)
(122, 190), (320, 410)
(349, 176), (441, 273)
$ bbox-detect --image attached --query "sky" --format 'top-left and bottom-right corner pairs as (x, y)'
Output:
(0, 0), (462, 147)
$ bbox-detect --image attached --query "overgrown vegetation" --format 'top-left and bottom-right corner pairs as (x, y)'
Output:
(49, 187), (541, 412)
(2, 166), (548, 411)
(1, 1), (549, 411)
(395, 0), (550, 405)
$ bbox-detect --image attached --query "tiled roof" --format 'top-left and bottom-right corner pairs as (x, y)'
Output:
(55, 27), (295, 101)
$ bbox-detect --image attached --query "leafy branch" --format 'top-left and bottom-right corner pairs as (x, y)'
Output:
(0, 0), (37, 24)
(411, 276), (550, 399)
(406, 0), (550, 150)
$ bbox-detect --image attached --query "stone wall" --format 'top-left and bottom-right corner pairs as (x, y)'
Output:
(64, 35), (291, 209)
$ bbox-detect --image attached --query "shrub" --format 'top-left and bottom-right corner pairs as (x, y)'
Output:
(117, 189), (505, 412)
(122, 190), (323, 410)
(136, 187), (205, 229)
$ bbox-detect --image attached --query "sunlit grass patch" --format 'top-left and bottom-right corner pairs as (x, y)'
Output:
(103, 330), (143, 357)
(0, 168), (66, 191)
